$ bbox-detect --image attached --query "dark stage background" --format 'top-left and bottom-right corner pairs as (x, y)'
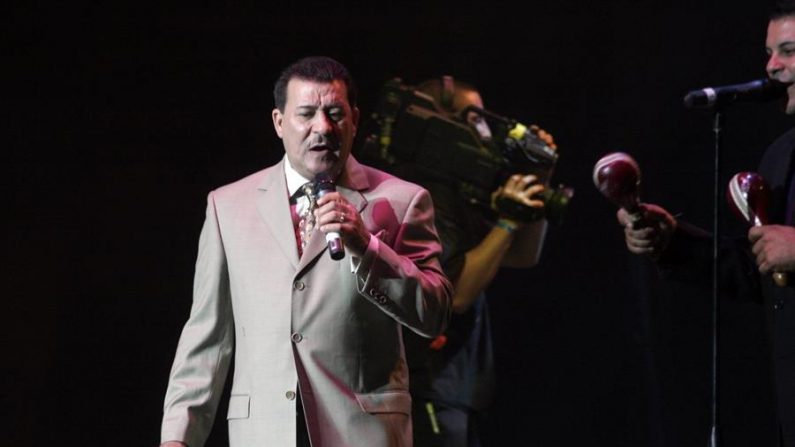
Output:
(7, 1), (794, 446)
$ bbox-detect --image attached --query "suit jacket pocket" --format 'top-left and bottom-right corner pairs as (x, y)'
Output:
(354, 390), (411, 415)
(227, 394), (250, 420)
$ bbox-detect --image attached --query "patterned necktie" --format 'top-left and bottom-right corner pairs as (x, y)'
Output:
(296, 182), (317, 255)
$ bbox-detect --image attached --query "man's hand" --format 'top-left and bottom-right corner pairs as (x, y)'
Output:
(160, 442), (187, 447)
(748, 225), (795, 274)
(617, 203), (677, 257)
(491, 174), (546, 226)
(315, 191), (371, 256)
(530, 124), (557, 150)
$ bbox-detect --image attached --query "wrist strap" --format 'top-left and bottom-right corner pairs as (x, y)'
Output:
(495, 219), (518, 233)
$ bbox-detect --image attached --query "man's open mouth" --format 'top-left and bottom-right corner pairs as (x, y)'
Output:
(310, 144), (339, 152)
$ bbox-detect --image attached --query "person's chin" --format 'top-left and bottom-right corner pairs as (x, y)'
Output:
(786, 98), (795, 115)
(785, 86), (795, 114)
(325, 152), (347, 169)
(309, 161), (341, 177)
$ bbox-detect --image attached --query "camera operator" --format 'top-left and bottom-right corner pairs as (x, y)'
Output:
(396, 77), (554, 447)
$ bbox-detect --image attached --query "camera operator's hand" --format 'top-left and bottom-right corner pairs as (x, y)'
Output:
(491, 174), (546, 226)
(525, 124), (558, 185)
(530, 124), (557, 151)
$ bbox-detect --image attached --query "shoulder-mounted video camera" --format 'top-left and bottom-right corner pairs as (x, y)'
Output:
(357, 78), (573, 224)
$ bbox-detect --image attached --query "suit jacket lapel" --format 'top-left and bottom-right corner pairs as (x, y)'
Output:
(256, 159), (300, 269)
(338, 155), (369, 214)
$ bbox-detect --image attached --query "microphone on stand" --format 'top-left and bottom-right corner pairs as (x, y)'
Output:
(683, 78), (789, 109)
(593, 152), (643, 221)
(314, 172), (346, 261)
(727, 172), (788, 287)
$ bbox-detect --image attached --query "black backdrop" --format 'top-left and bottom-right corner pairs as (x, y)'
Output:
(7, 1), (795, 446)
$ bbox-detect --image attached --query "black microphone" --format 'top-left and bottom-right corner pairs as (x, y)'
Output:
(314, 172), (345, 260)
(683, 78), (789, 109)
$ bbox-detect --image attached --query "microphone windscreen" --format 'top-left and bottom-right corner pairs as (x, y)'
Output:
(314, 172), (336, 195)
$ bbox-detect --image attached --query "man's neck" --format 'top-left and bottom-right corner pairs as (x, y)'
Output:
(284, 156), (313, 197)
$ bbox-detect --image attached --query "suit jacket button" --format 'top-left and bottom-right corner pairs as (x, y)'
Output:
(291, 333), (303, 343)
(294, 281), (305, 291)
(286, 390), (296, 400)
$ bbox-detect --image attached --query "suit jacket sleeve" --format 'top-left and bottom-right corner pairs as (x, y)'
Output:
(161, 192), (234, 447)
(352, 186), (452, 339)
(656, 219), (763, 303)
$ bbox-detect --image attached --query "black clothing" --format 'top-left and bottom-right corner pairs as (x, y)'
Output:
(760, 127), (795, 446)
(661, 127), (795, 445)
(399, 167), (497, 445)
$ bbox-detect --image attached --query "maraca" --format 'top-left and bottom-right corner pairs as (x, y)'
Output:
(593, 152), (642, 219)
(727, 171), (787, 287)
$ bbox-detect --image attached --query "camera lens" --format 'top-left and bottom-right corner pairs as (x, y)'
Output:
(541, 186), (574, 226)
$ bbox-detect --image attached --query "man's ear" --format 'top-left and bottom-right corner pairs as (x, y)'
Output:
(272, 108), (284, 138)
(352, 106), (360, 135)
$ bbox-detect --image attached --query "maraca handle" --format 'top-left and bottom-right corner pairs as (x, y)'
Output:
(727, 172), (783, 286)
(751, 222), (788, 288)
(627, 210), (645, 228)
(754, 222), (789, 287)
(773, 272), (788, 287)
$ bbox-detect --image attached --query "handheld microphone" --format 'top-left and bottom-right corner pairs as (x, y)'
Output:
(593, 152), (642, 219)
(683, 78), (789, 109)
(727, 172), (787, 286)
(314, 172), (346, 260)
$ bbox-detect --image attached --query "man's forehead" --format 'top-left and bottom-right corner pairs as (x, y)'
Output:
(768, 17), (795, 45)
(287, 78), (349, 106)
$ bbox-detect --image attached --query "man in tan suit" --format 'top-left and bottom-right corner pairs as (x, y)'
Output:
(160, 56), (452, 447)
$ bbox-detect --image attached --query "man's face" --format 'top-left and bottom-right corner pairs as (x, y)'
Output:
(457, 90), (492, 141)
(272, 78), (359, 179)
(766, 16), (795, 114)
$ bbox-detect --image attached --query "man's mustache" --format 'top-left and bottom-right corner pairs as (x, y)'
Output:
(307, 136), (340, 151)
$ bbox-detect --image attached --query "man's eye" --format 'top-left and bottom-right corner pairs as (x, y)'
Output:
(328, 111), (345, 121)
(778, 46), (795, 56)
(468, 116), (484, 127)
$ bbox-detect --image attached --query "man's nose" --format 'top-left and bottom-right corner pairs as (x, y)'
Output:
(312, 112), (334, 134)
(767, 53), (784, 78)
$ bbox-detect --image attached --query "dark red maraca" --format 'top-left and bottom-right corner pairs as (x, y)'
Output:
(727, 171), (786, 286)
(593, 152), (642, 216)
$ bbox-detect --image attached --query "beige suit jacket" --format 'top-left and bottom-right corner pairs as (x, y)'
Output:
(161, 156), (452, 446)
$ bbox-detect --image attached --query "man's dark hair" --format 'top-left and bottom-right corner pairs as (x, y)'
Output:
(273, 56), (357, 111)
(416, 76), (479, 120)
(771, 0), (795, 20)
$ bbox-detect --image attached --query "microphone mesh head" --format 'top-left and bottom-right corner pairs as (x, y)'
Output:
(314, 171), (336, 195)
